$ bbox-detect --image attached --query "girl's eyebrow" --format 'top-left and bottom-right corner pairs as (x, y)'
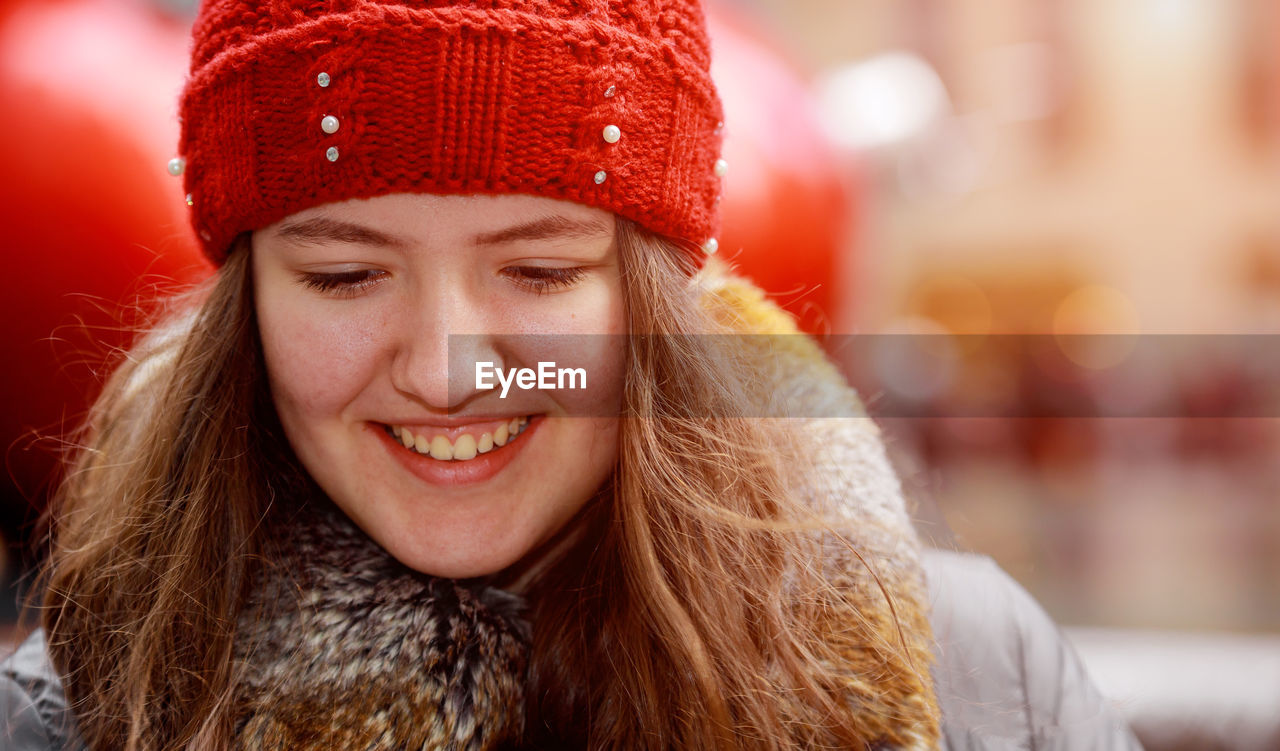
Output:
(274, 217), (406, 247)
(471, 215), (612, 246)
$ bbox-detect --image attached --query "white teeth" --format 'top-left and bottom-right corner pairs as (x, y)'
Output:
(453, 434), (477, 460)
(388, 417), (531, 462)
(429, 435), (453, 461)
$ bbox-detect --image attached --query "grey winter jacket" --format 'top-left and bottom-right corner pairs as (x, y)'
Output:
(0, 548), (1143, 750)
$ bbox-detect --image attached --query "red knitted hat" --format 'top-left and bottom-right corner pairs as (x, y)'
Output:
(174, 0), (726, 267)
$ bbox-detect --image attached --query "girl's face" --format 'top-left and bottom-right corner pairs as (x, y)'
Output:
(252, 194), (625, 579)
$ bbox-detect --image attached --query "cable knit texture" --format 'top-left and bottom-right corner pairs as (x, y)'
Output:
(180, 0), (725, 265)
(225, 267), (942, 750)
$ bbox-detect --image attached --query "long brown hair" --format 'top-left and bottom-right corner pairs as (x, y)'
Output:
(40, 239), (290, 749)
(519, 222), (930, 748)
(40, 221), (932, 749)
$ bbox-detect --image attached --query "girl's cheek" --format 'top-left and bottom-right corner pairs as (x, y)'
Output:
(500, 282), (625, 417)
(259, 299), (389, 415)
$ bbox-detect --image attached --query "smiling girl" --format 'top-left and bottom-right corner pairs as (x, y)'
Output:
(0, 1), (1141, 750)
(252, 194), (628, 580)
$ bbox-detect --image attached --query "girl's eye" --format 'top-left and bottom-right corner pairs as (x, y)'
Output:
(504, 266), (587, 295)
(298, 269), (387, 297)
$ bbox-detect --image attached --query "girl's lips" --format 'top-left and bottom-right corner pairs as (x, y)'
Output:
(371, 416), (541, 487)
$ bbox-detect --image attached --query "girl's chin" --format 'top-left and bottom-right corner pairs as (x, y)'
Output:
(376, 524), (534, 579)
(395, 553), (524, 580)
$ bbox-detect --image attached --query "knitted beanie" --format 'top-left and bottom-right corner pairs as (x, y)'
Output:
(173, 0), (726, 267)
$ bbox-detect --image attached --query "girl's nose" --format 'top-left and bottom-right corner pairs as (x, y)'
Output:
(389, 287), (500, 410)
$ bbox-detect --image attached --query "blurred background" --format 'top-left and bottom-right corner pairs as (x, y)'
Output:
(2, 0), (1278, 748)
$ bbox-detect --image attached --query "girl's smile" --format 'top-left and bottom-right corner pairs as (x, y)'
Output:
(251, 193), (625, 579)
(374, 414), (538, 486)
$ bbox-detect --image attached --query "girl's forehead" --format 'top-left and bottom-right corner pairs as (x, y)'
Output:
(266, 193), (615, 244)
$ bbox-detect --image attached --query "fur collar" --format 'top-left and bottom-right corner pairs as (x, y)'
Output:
(230, 266), (941, 749)
(233, 500), (530, 749)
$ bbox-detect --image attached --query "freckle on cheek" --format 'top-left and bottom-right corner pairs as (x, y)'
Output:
(263, 309), (385, 409)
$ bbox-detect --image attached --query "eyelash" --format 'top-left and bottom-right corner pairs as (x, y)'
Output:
(503, 266), (587, 295)
(297, 266), (587, 297)
(299, 269), (386, 297)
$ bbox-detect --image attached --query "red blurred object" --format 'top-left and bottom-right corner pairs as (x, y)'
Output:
(0, 0), (211, 510)
(707, 3), (858, 335)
